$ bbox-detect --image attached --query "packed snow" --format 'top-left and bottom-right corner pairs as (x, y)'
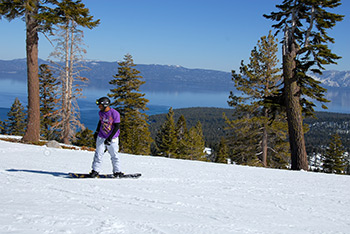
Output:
(1, 137), (350, 234)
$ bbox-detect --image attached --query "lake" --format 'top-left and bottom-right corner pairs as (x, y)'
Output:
(0, 79), (349, 130)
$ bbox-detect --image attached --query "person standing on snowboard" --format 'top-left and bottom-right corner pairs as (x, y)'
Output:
(90, 97), (123, 178)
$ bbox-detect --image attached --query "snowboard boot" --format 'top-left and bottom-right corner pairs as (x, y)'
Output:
(113, 172), (124, 178)
(89, 170), (99, 178)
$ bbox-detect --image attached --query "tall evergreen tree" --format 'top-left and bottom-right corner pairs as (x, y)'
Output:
(0, 0), (99, 143)
(6, 98), (26, 136)
(227, 31), (289, 168)
(322, 134), (346, 174)
(155, 107), (177, 157)
(156, 113), (206, 160)
(216, 137), (228, 163)
(108, 54), (152, 154)
(39, 64), (60, 140)
(224, 114), (262, 166)
(175, 115), (189, 158)
(187, 121), (206, 161)
(1, 0), (41, 142)
(264, 0), (344, 170)
(123, 111), (152, 155)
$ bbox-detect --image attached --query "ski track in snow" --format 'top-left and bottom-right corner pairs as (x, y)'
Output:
(0, 138), (350, 234)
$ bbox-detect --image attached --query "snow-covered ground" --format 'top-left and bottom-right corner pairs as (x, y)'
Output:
(1, 138), (350, 234)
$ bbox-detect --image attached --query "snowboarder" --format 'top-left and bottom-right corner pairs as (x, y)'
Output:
(90, 97), (123, 178)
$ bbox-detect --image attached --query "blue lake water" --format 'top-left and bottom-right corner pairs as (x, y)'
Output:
(0, 79), (349, 130)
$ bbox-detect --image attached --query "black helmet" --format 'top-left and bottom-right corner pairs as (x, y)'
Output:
(96, 97), (110, 107)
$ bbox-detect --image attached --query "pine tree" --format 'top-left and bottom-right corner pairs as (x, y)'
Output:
(0, 120), (5, 134)
(264, 0), (344, 170)
(39, 64), (60, 140)
(108, 54), (152, 154)
(344, 155), (350, 175)
(0, 0), (99, 143)
(322, 134), (346, 174)
(187, 121), (206, 161)
(6, 98), (26, 136)
(155, 112), (206, 161)
(155, 108), (177, 157)
(123, 111), (152, 155)
(216, 137), (228, 163)
(226, 31), (289, 168)
(73, 128), (94, 148)
(225, 114), (262, 166)
(175, 115), (189, 158)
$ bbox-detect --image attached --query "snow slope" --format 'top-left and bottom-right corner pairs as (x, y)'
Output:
(1, 139), (350, 234)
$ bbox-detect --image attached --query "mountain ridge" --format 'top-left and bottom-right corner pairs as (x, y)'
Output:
(0, 58), (349, 91)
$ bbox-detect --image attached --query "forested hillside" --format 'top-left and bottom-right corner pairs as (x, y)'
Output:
(148, 108), (350, 153)
(304, 112), (350, 153)
(148, 107), (235, 149)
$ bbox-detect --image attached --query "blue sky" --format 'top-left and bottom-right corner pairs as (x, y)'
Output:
(0, 0), (349, 72)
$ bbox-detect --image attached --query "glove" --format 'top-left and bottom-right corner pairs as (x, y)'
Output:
(93, 132), (98, 141)
(104, 136), (112, 145)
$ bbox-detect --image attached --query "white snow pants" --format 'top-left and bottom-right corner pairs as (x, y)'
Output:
(92, 136), (120, 173)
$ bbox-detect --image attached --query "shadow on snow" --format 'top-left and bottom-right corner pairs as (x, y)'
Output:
(6, 169), (68, 178)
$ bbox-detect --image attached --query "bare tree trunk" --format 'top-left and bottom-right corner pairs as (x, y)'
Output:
(51, 20), (86, 144)
(283, 49), (308, 170)
(62, 21), (71, 144)
(22, 2), (40, 143)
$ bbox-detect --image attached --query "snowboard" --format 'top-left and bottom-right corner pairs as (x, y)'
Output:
(68, 172), (141, 179)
